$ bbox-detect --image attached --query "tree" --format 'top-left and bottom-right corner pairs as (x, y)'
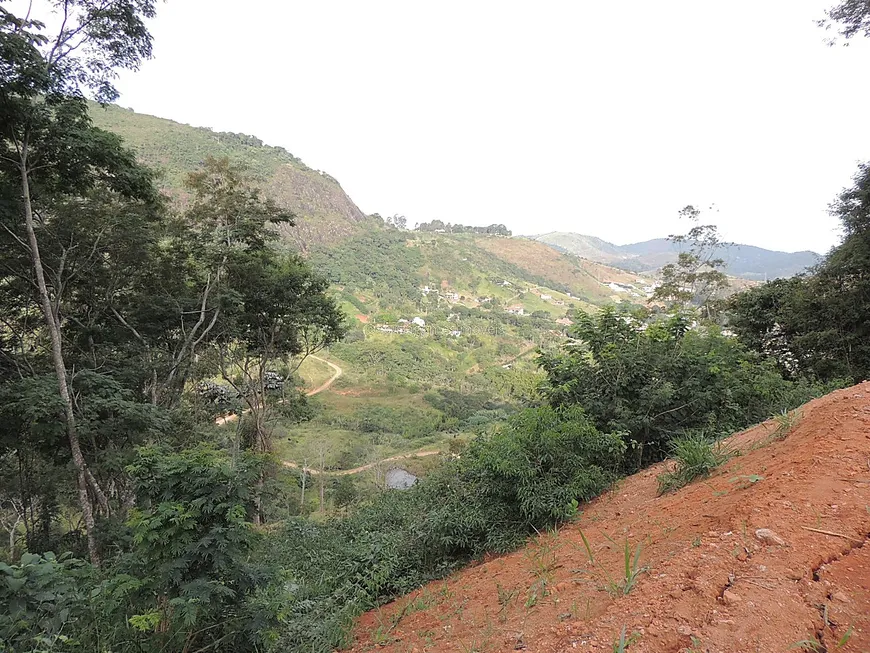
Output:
(729, 162), (870, 382)
(0, 1), (160, 564)
(125, 445), (277, 652)
(821, 0), (870, 41)
(652, 205), (729, 316)
(385, 213), (407, 230)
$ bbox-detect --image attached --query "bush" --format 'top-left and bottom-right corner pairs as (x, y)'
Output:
(540, 308), (832, 472)
(656, 433), (731, 495)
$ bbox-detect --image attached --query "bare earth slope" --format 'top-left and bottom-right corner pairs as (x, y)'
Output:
(350, 383), (870, 652)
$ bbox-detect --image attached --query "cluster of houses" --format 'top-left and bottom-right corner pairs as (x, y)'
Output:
(373, 315), (463, 338)
(603, 278), (660, 299)
(420, 285), (463, 304)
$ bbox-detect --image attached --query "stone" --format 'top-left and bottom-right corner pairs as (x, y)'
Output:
(755, 528), (787, 546)
(832, 591), (851, 603)
(722, 589), (742, 604)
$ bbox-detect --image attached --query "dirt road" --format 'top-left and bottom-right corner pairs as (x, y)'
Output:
(282, 450), (441, 476)
(305, 355), (342, 396)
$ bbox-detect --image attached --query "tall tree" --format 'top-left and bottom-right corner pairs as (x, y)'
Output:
(0, 0), (158, 563)
(652, 205), (729, 316)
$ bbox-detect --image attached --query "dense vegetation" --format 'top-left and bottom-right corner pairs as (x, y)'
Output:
(1, 2), (868, 653)
(729, 162), (870, 383)
(415, 220), (511, 235)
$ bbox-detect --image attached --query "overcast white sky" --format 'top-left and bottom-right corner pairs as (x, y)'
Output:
(100, 1), (870, 253)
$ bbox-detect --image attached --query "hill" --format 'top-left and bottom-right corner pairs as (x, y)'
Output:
(531, 231), (821, 280)
(88, 103), (372, 251)
(349, 383), (870, 652)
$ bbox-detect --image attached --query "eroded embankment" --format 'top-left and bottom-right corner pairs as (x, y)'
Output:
(350, 383), (870, 652)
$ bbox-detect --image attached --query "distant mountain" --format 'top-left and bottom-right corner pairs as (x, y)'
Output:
(530, 232), (820, 280)
(89, 104), (373, 252)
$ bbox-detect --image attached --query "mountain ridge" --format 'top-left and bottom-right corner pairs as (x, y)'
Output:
(529, 231), (821, 280)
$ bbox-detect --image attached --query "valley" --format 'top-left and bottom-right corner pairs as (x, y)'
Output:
(3, 5), (870, 652)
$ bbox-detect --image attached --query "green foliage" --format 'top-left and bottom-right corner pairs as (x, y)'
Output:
(310, 229), (422, 304)
(0, 551), (91, 652)
(657, 433), (731, 495)
(541, 307), (828, 471)
(611, 625), (640, 652)
(729, 162), (870, 383)
(652, 206), (729, 313)
(415, 220), (511, 236)
(464, 406), (624, 526)
(0, 447), (278, 653)
(823, 0), (870, 40)
(770, 409), (802, 441)
(123, 445), (277, 651)
(263, 406), (622, 651)
(337, 403), (442, 439)
(332, 338), (454, 387)
(578, 532), (646, 596)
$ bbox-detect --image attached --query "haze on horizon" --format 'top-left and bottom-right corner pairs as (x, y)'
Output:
(103, 0), (870, 254)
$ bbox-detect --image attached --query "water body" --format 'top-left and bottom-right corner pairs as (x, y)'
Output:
(385, 467), (418, 490)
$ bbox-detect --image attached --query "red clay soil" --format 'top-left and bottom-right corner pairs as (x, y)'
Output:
(349, 383), (870, 652)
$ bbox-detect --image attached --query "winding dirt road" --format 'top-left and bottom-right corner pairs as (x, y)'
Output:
(305, 355), (342, 396)
(281, 450), (441, 476)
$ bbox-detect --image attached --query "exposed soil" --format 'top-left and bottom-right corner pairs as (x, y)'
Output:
(349, 383), (870, 652)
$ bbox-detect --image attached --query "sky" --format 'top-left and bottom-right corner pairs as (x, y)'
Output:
(66, 2), (870, 252)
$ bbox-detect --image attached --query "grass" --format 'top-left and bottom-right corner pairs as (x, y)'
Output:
(657, 433), (732, 495)
(525, 530), (561, 607)
(495, 583), (518, 622)
(578, 530), (647, 596)
(770, 408), (802, 442)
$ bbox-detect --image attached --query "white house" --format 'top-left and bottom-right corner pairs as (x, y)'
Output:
(412, 317), (426, 327)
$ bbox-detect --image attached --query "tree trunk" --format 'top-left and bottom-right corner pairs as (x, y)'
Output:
(299, 458), (307, 510)
(19, 154), (100, 565)
(318, 450), (326, 514)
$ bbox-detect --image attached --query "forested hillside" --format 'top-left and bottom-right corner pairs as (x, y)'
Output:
(89, 104), (374, 251)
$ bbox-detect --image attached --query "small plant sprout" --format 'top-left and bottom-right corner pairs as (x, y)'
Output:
(790, 624), (852, 652)
(619, 538), (646, 595)
(578, 530), (647, 596)
(495, 583), (518, 622)
(611, 625), (640, 652)
(729, 474), (765, 490)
